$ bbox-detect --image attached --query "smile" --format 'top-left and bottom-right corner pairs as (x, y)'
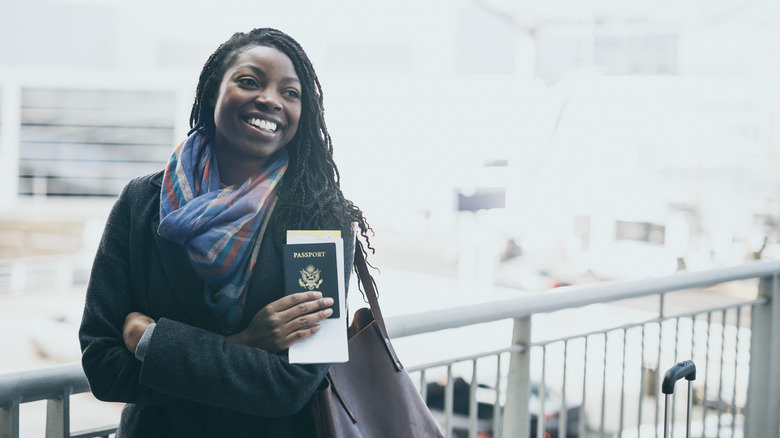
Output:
(246, 117), (278, 133)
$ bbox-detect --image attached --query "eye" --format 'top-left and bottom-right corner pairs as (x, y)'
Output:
(283, 89), (301, 100)
(237, 77), (258, 87)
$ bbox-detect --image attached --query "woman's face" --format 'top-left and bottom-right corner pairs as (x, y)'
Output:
(212, 45), (302, 169)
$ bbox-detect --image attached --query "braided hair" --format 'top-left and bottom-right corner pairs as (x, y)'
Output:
(189, 28), (373, 253)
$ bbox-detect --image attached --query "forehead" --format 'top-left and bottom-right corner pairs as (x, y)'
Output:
(224, 45), (299, 81)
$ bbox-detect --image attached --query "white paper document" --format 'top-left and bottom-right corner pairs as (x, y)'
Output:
(285, 230), (348, 364)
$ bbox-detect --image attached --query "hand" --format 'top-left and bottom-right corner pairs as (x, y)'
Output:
(123, 312), (155, 354)
(226, 291), (334, 353)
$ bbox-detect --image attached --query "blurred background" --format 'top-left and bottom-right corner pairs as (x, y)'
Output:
(1, 0), (780, 417)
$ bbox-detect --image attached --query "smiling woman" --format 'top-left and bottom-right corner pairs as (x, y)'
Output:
(78, 28), (373, 438)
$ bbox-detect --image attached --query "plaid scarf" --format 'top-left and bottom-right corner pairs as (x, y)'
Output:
(158, 131), (288, 332)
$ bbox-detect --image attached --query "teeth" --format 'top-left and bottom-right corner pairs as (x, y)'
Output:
(247, 117), (277, 132)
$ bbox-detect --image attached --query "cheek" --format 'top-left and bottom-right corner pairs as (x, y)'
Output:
(211, 84), (230, 124)
(290, 108), (302, 135)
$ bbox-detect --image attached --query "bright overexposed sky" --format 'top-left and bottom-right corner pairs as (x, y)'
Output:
(2, 0), (780, 276)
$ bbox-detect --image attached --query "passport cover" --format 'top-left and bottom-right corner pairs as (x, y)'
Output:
(282, 241), (340, 319)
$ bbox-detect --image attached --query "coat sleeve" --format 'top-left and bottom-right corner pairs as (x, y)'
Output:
(79, 179), (175, 405)
(138, 318), (329, 417)
(79, 180), (353, 416)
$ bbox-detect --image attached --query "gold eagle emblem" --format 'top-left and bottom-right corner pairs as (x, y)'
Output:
(298, 265), (323, 290)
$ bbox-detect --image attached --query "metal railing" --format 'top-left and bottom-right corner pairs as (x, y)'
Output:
(390, 261), (780, 437)
(0, 363), (115, 438)
(2, 260), (780, 438)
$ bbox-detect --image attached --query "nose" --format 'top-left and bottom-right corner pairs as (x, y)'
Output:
(254, 90), (283, 112)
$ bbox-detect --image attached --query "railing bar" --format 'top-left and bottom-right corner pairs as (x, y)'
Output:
(419, 369), (427, 401)
(406, 345), (525, 373)
(634, 298), (764, 323)
(744, 302), (755, 437)
(445, 365), (453, 438)
(672, 316), (680, 430)
(674, 316), (681, 363)
(659, 291), (665, 321)
(0, 400), (20, 438)
(0, 363), (89, 406)
(730, 307), (741, 438)
(468, 359), (478, 438)
(560, 340), (568, 438)
(386, 261), (779, 339)
(654, 320), (663, 438)
(492, 353), (502, 438)
(702, 311), (712, 427)
(46, 391), (71, 438)
(599, 332), (607, 438)
(70, 426), (118, 438)
(619, 328), (627, 436)
(538, 346), (547, 438)
(579, 336), (589, 438)
(717, 309), (727, 431)
(528, 299), (766, 349)
(690, 314), (696, 381)
(689, 314), (697, 436)
(637, 323), (646, 428)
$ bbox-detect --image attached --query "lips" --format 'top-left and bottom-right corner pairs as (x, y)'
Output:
(245, 116), (279, 133)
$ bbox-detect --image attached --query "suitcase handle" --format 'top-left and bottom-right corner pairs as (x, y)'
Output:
(661, 360), (696, 394)
(662, 360), (696, 438)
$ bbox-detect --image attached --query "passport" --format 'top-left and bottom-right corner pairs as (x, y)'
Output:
(282, 241), (340, 319)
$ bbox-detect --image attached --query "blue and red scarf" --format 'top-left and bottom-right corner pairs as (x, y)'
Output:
(158, 131), (288, 331)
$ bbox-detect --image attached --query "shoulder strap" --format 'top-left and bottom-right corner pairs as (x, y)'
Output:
(353, 241), (404, 372)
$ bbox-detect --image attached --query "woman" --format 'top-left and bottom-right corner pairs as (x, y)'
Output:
(79, 28), (371, 437)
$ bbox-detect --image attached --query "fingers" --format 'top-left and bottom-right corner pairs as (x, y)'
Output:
(274, 292), (334, 324)
(242, 292), (336, 351)
(293, 306), (333, 329)
(284, 297), (333, 330)
(282, 322), (324, 348)
(122, 312), (155, 354)
(276, 294), (335, 349)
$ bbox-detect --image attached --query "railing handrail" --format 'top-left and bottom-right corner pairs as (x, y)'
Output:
(0, 362), (88, 407)
(386, 259), (780, 338)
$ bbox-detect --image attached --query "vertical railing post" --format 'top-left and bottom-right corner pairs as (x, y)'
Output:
(0, 401), (20, 438)
(45, 391), (71, 438)
(746, 274), (780, 437)
(502, 316), (531, 438)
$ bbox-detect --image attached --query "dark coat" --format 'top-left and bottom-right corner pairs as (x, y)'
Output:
(79, 170), (354, 437)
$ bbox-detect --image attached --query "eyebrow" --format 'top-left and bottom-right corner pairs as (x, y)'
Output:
(235, 64), (301, 85)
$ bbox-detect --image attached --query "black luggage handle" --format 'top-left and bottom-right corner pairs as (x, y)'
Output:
(662, 360), (696, 438)
(661, 360), (696, 394)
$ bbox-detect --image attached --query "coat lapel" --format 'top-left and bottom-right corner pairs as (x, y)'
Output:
(148, 174), (216, 331)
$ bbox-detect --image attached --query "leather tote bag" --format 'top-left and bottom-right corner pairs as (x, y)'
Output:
(306, 243), (444, 438)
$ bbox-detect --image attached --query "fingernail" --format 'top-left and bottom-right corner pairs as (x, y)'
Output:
(312, 291), (322, 298)
(323, 297), (334, 306)
(323, 308), (333, 316)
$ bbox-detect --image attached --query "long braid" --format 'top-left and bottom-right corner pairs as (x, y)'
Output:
(189, 28), (373, 252)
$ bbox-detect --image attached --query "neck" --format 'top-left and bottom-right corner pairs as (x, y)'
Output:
(213, 147), (270, 187)
(218, 154), (270, 187)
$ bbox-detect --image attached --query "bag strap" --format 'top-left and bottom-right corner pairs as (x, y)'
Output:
(354, 241), (404, 372)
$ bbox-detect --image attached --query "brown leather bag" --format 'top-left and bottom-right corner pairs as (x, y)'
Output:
(306, 243), (444, 437)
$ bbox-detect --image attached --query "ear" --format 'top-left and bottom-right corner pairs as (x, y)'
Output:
(207, 81), (220, 107)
